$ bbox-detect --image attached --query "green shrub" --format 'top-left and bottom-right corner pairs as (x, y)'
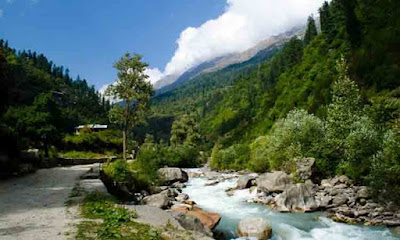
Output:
(248, 136), (270, 172)
(63, 129), (122, 153)
(210, 143), (249, 170)
(367, 128), (400, 204)
(262, 109), (327, 172)
(135, 134), (200, 169)
(338, 116), (381, 180)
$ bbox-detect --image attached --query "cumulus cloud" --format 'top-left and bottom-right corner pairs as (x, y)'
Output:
(146, 0), (325, 83)
(144, 68), (164, 84)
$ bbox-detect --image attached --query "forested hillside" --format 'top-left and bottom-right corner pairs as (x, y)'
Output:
(151, 0), (400, 202)
(0, 40), (110, 167)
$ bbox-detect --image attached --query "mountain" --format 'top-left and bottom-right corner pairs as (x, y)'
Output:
(154, 25), (305, 92)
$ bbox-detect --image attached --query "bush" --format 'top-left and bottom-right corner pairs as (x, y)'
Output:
(367, 128), (400, 204)
(210, 143), (249, 170)
(63, 129), (122, 153)
(135, 134), (200, 169)
(103, 160), (156, 192)
(248, 136), (270, 172)
(261, 109), (327, 172)
(338, 116), (381, 180)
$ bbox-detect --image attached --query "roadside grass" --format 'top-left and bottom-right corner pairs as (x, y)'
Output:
(77, 192), (162, 240)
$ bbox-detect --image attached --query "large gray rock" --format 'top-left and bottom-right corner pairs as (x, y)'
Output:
(274, 183), (318, 212)
(296, 157), (316, 181)
(170, 211), (213, 237)
(357, 186), (370, 199)
(256, 171), (291, 193)
(124, 205), (183, 230)
(143, 189), (177, 209)
(158, 167), (188, 184)
(80, 179), (109, 194)
(236, 174), (257, 189)
(237, 218), (272, 240)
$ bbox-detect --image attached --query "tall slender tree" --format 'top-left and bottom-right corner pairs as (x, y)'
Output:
(105, 53), (153, 160)
(304, 15), (318, 45)
(319, 1), (335, 41)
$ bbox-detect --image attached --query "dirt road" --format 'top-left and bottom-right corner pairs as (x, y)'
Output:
(0, 165), (91, 240)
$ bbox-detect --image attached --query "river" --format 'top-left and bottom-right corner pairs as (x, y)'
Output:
(182, 172), (399, 240)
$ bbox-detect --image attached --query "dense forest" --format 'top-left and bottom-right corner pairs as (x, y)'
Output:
(150, 0), (400, 202)
(0, 40), (111, 172)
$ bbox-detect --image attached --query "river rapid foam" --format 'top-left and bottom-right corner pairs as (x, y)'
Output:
(182, 171), (398, 240)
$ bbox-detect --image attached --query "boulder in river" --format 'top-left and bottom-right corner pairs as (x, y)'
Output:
(158, 167), (188, 185)
(274, 183), (318, 212)
(236, 174), (257, 189)
(295, 157), (316, 181)
(237, 218), (272, 240)
(256, 171), (291, 193)
(170, 211), (213, 237)
(171, 206), (221, 230)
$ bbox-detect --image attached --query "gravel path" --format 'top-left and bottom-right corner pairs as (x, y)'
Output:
(0, 165), (91, 240)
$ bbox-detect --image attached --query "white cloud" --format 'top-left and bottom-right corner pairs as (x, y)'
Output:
(144, 68), (164, 84)
(99, 84), (109, 96)
(146, 0), (326, 83)
(99, 83), (121, 103)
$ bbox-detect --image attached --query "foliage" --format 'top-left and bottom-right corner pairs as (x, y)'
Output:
(0, 40), (110, 161)
(58, 151), (111, 159)
(210, 143), (250, 170)
(367, 127), (400, 204)
(248, 136), (270, 172)
(170, 114), (200, 147)
(4, 94), (63, 156)
(103, 159), (159, 191)
(105, 53), (153, 159)
(260, 109), (327, 172)
(135, 134), (200, 169)
(304, 16), (318, 45)
(63, 129), (122, 153)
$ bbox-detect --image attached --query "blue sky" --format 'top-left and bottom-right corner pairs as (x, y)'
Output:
(0, 0), (326, 91)
(0, 0), (226, 89)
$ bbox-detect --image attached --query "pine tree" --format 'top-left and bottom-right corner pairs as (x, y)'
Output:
(319, 1), (335, 41)
(304, 16), (318, 45)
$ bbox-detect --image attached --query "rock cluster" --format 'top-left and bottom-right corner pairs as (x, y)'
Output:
(142, 167), (222, 238)
(230, 158), (400, 227)
(316, 176), (400, 226)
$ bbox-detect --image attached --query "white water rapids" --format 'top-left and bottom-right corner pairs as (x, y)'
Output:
(182, 172), (399, 240)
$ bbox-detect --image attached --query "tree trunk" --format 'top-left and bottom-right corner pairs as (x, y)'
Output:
(123, 102), (129, 160)
(122, 129), (126, 160)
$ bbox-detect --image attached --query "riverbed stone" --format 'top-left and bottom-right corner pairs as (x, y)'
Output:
(274, 183), (318, 212)
(170, 211), (213, 237)
(171, 206), (221, 230)
(236, 174), (257, 189)
(332, 195), (348, 207)
(357, 186), (370, 199)
(256, 171), (291, 193)
(237, 218), (272, 240)
(158, 167), (188, 185)
(295, 157), (316, 181)
(143, 189), (176, 209)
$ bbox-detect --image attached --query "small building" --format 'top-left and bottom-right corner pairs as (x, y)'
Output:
(75, 124), (108, 135)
